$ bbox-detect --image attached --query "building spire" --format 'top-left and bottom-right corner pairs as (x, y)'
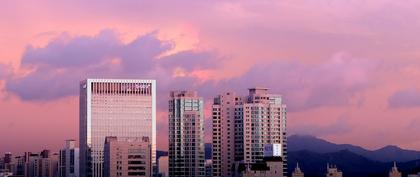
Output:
(292, 162), (304, 177)
(389, 161), (401, 177)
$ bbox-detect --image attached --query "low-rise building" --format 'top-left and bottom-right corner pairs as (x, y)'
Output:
(326, 164), (342, 177)
(292, 163), (304, 177)
(237, 157), (283, 177)
(59, 140), (79, 177)
(157, 156), (168, 177)
(408, 173), (420, 177)
(104, 136), (151, 177)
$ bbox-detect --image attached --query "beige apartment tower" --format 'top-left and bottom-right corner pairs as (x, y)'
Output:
(168, 91), (205, 177)
(212, 88), (287, 177)
(103, 137), (151, 177)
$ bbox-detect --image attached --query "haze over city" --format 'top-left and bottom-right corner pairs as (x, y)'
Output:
(2, 0), (420, 156)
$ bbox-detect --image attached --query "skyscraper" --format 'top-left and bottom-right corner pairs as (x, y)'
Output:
(212, 88), (287, 177)
(168, 91), (205, 177)
(59, 140), (79, 177)
(80, 79), (156, 177)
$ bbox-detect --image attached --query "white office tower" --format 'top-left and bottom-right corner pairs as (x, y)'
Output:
(80, 79), (157, 177)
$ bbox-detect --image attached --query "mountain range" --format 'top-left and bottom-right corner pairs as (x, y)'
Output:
(157, 135), (420, 177)
(288, 135), (420, 162)
(288, 135), (420, 177)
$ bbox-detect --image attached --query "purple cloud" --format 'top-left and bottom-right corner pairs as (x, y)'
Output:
(0, 64), (10, 79)
(5, 29), (380, 113)
(388, 88), (420, 108)
(159, 50), (222, 71)
(5, 30), (219, 101)
(214, 53), (378, 111)
(290, 114), (352, 136)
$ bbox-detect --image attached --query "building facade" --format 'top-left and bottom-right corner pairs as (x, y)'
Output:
(408, 173), (420, 177)
(157, 156), (168, 177)
(235, 143), (284, 177)
(59, 140), (79, 177)
(103, 137), (151, 177)
(168, 91), (205, 177)
(205, 160), (212, 177)
(80, 79), (156, 177)
(212, 88), (287, 177)
(0, 153), (13, 175)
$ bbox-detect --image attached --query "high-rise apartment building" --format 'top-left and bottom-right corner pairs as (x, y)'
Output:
(104, 137), (151, 177)
(212, 88), (287, 177)
(168, 91), (205, 177)
(59, 140), (79, 177)
(80, 79), (156, 177)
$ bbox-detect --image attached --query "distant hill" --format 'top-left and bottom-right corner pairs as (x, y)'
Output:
(288, 150), (420, 177)
(156, 150), (168, 160)
(205, 143), (212, 160)
(288, 135), (420, 162)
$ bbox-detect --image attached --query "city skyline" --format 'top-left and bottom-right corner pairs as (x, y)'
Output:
(2, 0), (420, 156)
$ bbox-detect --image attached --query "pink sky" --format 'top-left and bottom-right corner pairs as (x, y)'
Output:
(1, 0), (420, 154)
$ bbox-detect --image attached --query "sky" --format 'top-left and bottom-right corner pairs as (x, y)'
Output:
(1, 0), (420, 154)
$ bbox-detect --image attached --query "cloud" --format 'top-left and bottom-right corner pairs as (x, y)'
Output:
(0, 64), (11, 79)
(159, 50), (221, 71)
(5, 30), (220, 101)
(5, 29), (380, 113)
(388, 88), (420, 108)
(290, 114), (352, 136)
(215, 52), (378, 111)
